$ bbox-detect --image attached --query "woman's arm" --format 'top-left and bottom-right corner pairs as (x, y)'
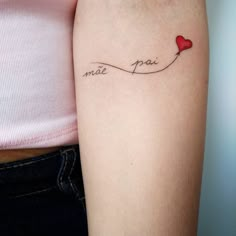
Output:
(73, 0), (209, 235)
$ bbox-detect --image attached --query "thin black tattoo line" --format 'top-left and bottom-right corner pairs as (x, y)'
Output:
(91, 54), (179, 75)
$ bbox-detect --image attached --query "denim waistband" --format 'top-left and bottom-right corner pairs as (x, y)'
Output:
(0, 144), (85, 199)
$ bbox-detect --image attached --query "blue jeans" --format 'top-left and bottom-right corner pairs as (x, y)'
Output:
(0, 144), (88, 235)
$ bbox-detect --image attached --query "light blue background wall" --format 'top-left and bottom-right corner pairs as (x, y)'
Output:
(198, 0), (236, 235)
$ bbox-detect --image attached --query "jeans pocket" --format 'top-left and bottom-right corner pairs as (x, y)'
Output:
(57, 145), (87, 213)
(72, 179), (87, 214)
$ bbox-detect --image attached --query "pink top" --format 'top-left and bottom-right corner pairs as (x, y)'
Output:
(0, 0), (79, 149)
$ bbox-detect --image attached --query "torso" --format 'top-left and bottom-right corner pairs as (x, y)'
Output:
(0, 1), (78, 159)
(0, 1), (78, 152)
(0, 147), (62, 163)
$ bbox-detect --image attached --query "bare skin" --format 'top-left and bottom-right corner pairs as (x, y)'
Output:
(73, 0), (209, 235)
(0, 147), (62, 163)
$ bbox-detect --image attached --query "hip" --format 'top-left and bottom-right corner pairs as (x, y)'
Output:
(0, 144), (88, 235)
(0, 146), (62, 163)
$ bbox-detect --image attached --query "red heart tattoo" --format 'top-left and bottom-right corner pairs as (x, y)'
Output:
(176, 35), (193, 55)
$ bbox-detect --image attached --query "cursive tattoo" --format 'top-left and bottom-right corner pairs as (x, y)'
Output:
(92, 56), (178, 75)
(82, 35), (193, 78)
(130, 58), (159, 74)
(83, 66), (107, 77)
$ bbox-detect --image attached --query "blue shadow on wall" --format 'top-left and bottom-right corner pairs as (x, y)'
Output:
(198, 0), (236, 235)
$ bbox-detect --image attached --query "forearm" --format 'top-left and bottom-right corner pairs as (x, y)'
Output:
(73, 1), (209, 235)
